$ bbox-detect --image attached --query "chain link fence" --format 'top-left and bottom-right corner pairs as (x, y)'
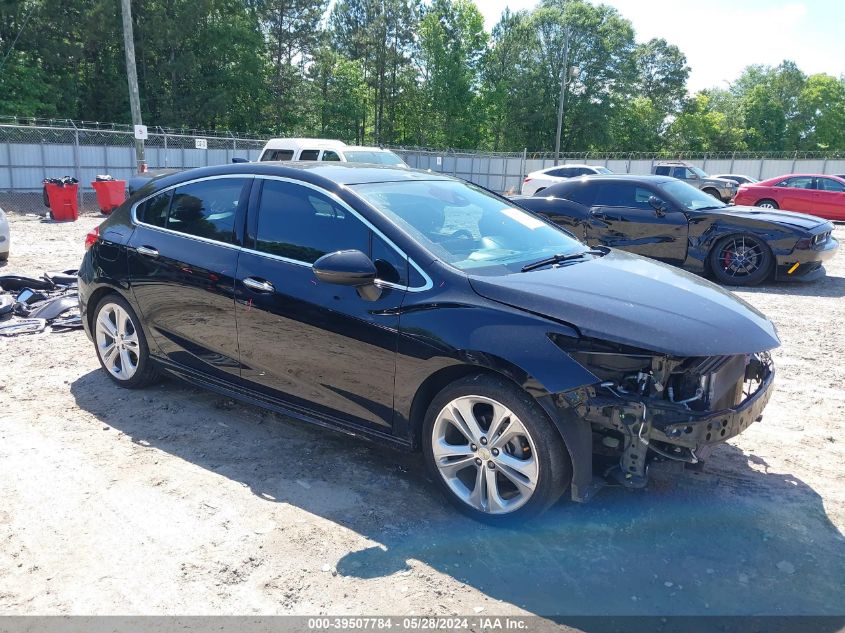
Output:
(0, 119), (265, 215)
(4, 118), (845, 215)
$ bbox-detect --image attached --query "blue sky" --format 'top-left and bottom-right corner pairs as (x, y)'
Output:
(475, 0), (845, 92)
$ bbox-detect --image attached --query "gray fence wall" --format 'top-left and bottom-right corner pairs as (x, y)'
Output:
(4, 122), (845, 214)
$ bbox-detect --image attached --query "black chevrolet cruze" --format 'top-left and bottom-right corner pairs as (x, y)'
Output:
(79, 162), (779, 521)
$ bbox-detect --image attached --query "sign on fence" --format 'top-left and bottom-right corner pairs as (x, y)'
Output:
(195, 138), (208, 150)
(133, 125), (148, 140)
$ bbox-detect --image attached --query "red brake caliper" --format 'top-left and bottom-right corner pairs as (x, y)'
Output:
(722, 248), (733, 268)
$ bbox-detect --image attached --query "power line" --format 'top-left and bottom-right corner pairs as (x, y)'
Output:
(0, 2), (38, 77)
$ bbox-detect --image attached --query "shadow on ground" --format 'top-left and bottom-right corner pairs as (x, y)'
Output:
(70, 370), (845, 623)
(728, 273), (845, 299)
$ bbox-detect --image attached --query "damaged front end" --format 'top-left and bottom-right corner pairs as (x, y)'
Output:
(555, 336), (775, 489)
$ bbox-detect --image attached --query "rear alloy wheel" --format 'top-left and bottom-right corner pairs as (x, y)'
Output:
(756, 199), (778, 209)
(423, 375), (571, 522)
(94, 294), (158, 388)
(710, 234), (773, 286)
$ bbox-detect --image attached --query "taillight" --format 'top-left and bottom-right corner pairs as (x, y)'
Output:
(523, 177), (532, 183)
(85, 226), (100, 251)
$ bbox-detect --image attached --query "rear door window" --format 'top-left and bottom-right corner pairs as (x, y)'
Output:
(782, 176), (815, 189)
(654, 166), (671, 176)
(321, 151), (342, 162)
(562, 182), (597, 206)
(166, 178), (249, 244)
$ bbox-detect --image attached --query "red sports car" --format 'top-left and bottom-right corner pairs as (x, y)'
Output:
(734, 174), (845, 221)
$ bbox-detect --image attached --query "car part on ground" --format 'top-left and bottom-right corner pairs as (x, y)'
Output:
(0, 318), (47, 336)
(0, 269), (82, 335)
(515, 175), (838, 286)
(78, 161), (781, 521)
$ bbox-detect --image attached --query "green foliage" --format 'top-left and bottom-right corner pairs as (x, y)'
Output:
(3, 1), (845, 152)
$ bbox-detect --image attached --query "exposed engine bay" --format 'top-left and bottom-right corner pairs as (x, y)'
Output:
(558, 338), (775, 488)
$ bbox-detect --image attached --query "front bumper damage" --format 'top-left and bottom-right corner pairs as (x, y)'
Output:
(568, 350), (774, 490)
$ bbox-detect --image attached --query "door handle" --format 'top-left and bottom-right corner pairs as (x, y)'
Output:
(243, 277), (275, 293)
(136, 245), (159, 258)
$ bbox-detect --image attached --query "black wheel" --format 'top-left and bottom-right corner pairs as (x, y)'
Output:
(92, 293), (159, 388)
(756, 199), (778, 209)
(703, 188), (722, 200)
(422, 374), (572, 523)
(709, 234), (773, 286)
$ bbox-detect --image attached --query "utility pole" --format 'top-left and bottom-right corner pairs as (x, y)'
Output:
(553, 29), (571, 167)
(120, 0), (146, 172)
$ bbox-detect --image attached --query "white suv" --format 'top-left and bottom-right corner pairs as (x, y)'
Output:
(521, 164), (612, 196)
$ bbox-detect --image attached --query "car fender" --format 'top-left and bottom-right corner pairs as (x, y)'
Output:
(685, 217), (801, 273)
(393, 285), (600, 482)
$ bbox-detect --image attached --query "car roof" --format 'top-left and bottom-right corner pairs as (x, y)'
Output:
(141, 161), (452, 193)
(547, 174), (677, 186)
(262, 138), (347, 151)
(344, 146), (396, 153)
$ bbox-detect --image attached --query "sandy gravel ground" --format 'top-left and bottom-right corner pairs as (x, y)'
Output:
(0, 212), (843, 618)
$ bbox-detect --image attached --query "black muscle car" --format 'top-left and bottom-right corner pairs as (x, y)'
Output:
(515, 175), (838, 285)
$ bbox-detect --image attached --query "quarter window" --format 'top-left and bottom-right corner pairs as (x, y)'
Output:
(166, 178), (248, 244)
(299, 149), (320, 161)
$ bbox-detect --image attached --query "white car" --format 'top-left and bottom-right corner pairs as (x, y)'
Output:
(521, 164), (612, 196)
(0, 207), (9, 261)
(711, 174), (759, 186)
(258, 138), (407, 166)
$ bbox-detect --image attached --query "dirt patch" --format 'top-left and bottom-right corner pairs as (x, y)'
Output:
(1, 212), (843, 617)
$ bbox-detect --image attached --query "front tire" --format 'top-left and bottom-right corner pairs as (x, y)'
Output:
(422, 374), (572, 523)
(709, 234), (773, 286)
(703, 188), (722, 200)
(93, 294), (158, 388)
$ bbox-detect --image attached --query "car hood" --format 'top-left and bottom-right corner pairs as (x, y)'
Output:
(707, 205), (827, 230)
(708, 177), (737, 187)
(468, 250), (779, 357)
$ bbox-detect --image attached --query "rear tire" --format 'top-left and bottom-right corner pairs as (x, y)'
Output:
(709, 234), (773, 286)
(756, 199), (778, 209)
(422, 374), (572, 523)
(93, 294), (159, 388)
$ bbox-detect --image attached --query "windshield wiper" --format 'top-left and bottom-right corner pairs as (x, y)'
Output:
(520, 250), (603, 272)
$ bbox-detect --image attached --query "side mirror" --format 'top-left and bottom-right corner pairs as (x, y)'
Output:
(313, 250), (381, 300)
(231, 157), (249, 164)
(648, 196), (669, 216)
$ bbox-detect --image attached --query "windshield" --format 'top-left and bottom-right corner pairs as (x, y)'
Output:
(344, 150), (406, 166)
(690, 165), (708, 178)
(595, 166), (612, 174)
(351, 180), (585, 273)
(661, 180), (727, 211)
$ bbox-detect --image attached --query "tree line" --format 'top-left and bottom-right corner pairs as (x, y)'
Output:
(2, 0), (844, 152)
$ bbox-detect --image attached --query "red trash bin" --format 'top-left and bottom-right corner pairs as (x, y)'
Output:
(91, 180), (127, 215)
(44, 182), (79, 221)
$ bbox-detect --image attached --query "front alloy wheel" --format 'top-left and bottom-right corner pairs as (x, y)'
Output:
(423, 375), (571, 522)
(432, 395), (538, 514)
(710, 234), (773, 286)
